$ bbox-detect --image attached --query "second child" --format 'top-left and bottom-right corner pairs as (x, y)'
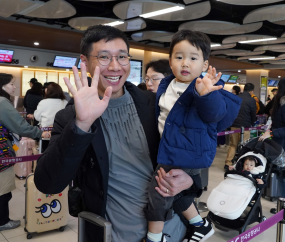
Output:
(144, 30), (242, 242)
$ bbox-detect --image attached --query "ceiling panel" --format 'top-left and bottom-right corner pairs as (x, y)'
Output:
(179, 21), (261, 35)
(243, 4), (285, 25)
(211, 43), (236, 50)
(211, 49), (265, 56)
(25, 0), (76, 19)
(68, 17), (146, 32)
(222, 34), (275, 44)
(147, 2), (210, 21)
(131, 31), (174, 42)
(237, 55), (274, 60)
(217, 0), (283, 5)
(0, 0), (36, 18)
(254, 44), (285, 52)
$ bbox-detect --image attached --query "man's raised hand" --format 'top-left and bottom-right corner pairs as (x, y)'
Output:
(64, 63), (112, 132)
(195, 66), (223, 96)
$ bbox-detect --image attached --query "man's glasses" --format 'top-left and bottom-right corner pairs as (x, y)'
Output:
(143, 77), (163, 84)
(88, 51), (132, 66)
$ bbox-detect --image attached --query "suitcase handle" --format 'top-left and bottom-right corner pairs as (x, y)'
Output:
(78, 212), (112, 242)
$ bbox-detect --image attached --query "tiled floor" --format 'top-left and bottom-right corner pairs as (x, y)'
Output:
(0, 146), (279, 242)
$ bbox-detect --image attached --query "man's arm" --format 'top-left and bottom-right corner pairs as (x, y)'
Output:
(34, 106), (95, 194)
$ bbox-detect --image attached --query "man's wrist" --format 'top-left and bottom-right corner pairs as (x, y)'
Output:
(75, 118), (92, 132)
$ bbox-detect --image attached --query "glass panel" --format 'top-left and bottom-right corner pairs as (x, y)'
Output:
(35, 71), (47, 84)
(47, 72), (58, 83)
(58, 73), (69, 93)
(22, 70), (34, 96)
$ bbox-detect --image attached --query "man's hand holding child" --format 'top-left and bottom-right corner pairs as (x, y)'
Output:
(195, 66), (223, 96)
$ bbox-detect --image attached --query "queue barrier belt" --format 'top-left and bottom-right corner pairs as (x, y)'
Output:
(0, 126), (268, 165)
(227, 209), (284, 242)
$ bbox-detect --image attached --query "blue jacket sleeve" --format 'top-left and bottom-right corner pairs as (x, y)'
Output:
(194, 89), (227, 124)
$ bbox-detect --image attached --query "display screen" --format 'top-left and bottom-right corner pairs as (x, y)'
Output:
(126, 60), (142, 85)
(53, 56), (77, 68)
(220, 74), (231, 82)
(0, 49), (14, 63)
(268, 79), (276, 87)
(77, 59), (82, 69)
(227, 75), (238, 83)
(274, 80), (279, 87)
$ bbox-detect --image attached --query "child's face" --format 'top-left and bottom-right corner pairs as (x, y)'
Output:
(169, 40), (209, 84)
(243, 160), (255, 171)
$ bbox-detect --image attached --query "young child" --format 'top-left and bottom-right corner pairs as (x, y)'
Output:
(229, 156), (265, 188)
(144, 30), (242, 242)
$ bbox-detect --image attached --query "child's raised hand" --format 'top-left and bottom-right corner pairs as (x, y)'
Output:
(256, 179), (264, 184)
(195, 66), (223, 96)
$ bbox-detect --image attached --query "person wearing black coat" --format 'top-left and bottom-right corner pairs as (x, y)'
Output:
(34, 25), (194, 242)
(224, 83), (256, 171)
(23, 82), (43, 115)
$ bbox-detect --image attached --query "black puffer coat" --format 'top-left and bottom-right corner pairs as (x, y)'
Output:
(24, 93), (43, 115)
(272, 96), (285, 150)
(232, 91), (256, 128)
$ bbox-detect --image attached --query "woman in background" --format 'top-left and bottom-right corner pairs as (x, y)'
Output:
(0, 73), (49, 232)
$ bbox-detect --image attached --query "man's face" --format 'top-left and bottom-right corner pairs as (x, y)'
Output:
(273, 90), (278, 96)
(145, 67), (165, 93)
(169, 40), (208, 84)
(81, 38), (130, 99)
(29, 82), (33, 88)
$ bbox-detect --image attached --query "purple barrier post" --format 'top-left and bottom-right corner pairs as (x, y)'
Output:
(276, 198), (285, 242)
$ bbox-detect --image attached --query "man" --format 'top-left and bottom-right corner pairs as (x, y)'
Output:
(224, 83), (256, 171)
(23, 78), (38, 107)
(34, 25), (193, 242)
(264, 88), (278, 116)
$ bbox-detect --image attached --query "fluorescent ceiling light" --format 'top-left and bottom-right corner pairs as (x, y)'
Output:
(239, 37), (277, 44)
(24, 66), (28, 68)
(104, 21), (124, 27)
(211, 44), (221, 47)
(17, 2), (45, 15)
(238, 70), (241, 72)
(278, 76), (281, 78)
(249, 57), (275, 60)
(139, 6), (184, 18)
(34, 42), (39, 45)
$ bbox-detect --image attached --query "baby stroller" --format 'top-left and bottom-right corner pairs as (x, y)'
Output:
(207, 137), (283, 234)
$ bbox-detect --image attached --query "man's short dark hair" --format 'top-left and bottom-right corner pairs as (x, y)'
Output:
(80, 25), (130, 57)
(244, 83), (255, 92)
(145, 59), (172, 77)
(272, 88), (278, 92)
(169, 30), (211, 61)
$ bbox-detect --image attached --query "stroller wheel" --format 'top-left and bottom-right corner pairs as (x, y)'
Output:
(260, 216), (266, 223)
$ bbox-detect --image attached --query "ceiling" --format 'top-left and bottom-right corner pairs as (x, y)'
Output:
(2, 0), (285, 67)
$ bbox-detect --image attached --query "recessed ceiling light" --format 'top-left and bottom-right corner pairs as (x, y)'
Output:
(34, 42), (39, 46)
(238, 37), (277, 44)
(139, 6), (184, 18)
(278, 76), (281, 78)
(238, 70), (241, 72)
(249, 57), (275, 60)
(24, 66), (28, 68)
(104, 21), (124, 27)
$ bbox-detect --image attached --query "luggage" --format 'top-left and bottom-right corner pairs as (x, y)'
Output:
(14, 137), (35, 179)
(262, 172), (278, 201)
(200, 168), (209, 191)
(24, 173), (69, 239)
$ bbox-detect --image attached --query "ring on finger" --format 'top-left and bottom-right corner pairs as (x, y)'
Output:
(166, 188), (169, 194)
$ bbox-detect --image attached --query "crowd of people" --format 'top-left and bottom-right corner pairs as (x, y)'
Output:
(0, 24), (284, 242)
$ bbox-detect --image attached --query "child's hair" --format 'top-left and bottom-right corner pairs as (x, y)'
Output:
(169, 30), (211, 61)
(244, 156), (258, 166)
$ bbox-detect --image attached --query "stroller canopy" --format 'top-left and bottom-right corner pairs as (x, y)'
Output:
(235, 152), (267, 175)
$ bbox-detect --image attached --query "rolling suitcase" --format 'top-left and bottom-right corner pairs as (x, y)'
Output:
(24, 174), (69, 239)
(262, 172), (279, 201)
(24, 140), (69, 239)
(14, 137), (35, 179)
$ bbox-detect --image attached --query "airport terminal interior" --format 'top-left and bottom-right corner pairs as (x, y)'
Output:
(1, 0), (285, 241)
